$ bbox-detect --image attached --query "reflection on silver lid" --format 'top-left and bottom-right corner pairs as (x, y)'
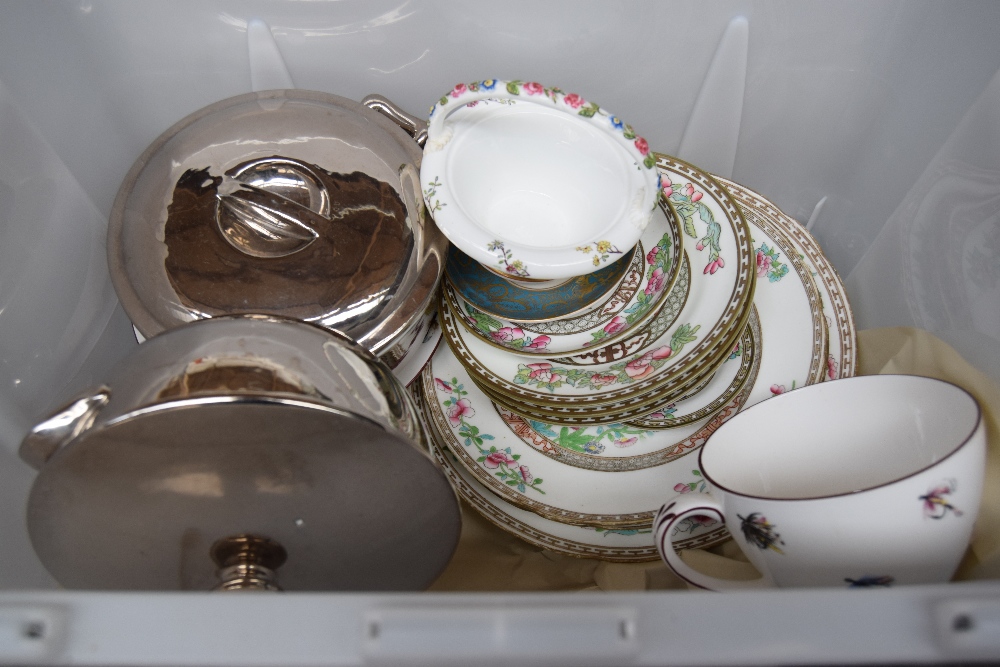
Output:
(108, 89), (446, 354)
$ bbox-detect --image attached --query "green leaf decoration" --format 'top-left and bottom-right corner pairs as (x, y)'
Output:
(669, 323), (701, 350)
(673, 201), (698, 238)
(643, 154), (656, 169)
(696, 201), (716, 224)
(533, 478), (543, 484)
(506, 81), (522, 95)
(556, 427), (596, 452)
(622, 124), (636, 140)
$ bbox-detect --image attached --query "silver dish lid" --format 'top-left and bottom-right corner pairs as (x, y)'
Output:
(107, 89), (446, 355)
(22, 316), (462, 591)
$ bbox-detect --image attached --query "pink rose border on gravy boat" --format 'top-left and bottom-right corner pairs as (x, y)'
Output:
(421, 80), (661, 280)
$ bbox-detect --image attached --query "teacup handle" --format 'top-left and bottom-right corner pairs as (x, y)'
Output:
(654, 495), (770, 591)
(425, 80), (659, 186)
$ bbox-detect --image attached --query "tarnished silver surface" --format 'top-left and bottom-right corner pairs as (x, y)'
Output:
(108, 89), (447, 355)
(21, 316), (461, 591)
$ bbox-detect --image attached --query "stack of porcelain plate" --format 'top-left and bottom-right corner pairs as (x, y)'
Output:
(414, 80), (857, 561)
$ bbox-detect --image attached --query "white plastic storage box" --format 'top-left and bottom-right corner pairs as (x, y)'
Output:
(1, 1), (999, 664)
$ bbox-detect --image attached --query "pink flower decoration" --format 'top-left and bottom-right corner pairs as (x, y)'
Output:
(447, 398), (475, 425)
(646, 246), (660, 264)
(484, 451), (516, 469)
(523, 82), (544, 95)
(450, 83), (467, 98)
(705, 258), (725, 275)
(614, 437), (638, 448)
(689, 515), (717, 527)
(589, 373), (618, 387)
(770, 384), (786, 395)
(662, 186), (674, 198)
(645, 267), (665, 295)
(524, 335), (551, 351)
(674, 483), (692, 494)
(604, 316), (627, 335)
(491, 326), (525, 344)
(518, 465), (533, 483)
(465, 100), (479, 108)
(756, 251), (772, 278)
(662, 174), (672, 188)
(625, 352), (655, 379)
(696, 241), (705, 251)
(827, 355), (838, 380)
(527, 362), (562, 384)
(691, 191), (703, 202)
(563, 93), (585, 108)
(684, 183), (695, 197)
(434, 378), (452, 392)
(651, 345), (673, 360)
(634, 137), (649, 155)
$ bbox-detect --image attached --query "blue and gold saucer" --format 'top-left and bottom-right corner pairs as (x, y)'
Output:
(445, 242), (636, 322)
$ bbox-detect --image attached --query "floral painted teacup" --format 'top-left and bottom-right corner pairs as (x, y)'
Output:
(421, 79), (661, 280)
(654, 375), (986, 589)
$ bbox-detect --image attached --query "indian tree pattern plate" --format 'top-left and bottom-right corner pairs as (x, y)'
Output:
(437, 154), (755, 412)
(416, 383), (729, 561)
(446, 253), (686, 364)
(488, 305), (758, 431)
(444, 292), (745, 425)
(420, 341), (753, 528)
(719, 178), (857, 382)
(732, 190), (828, 407)
(626, 306), (759, 428)
(445, 197), (682, 325)
(498, 310), (760, 465)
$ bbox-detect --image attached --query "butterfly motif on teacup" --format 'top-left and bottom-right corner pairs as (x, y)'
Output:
(738, 512), (785, 554)
(920, 480), (964, 520)
(845, 575), (895, 588)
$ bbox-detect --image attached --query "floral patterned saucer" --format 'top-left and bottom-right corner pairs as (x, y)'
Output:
(734, 193), (829, 407)
(444, 241), (638, 324)
(719, 178), (856, 382)
(420, 338), (755, 528)
(443, 290), (745, 425)
(417, 381), (729, 561)
(447, 201), (683, 348)
(438, 155), (756, 417)
(475, 305), (758, 428)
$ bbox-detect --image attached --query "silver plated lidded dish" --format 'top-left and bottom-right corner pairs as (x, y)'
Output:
(20, 315), (461, 591)
(108, 89), (446, 356)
